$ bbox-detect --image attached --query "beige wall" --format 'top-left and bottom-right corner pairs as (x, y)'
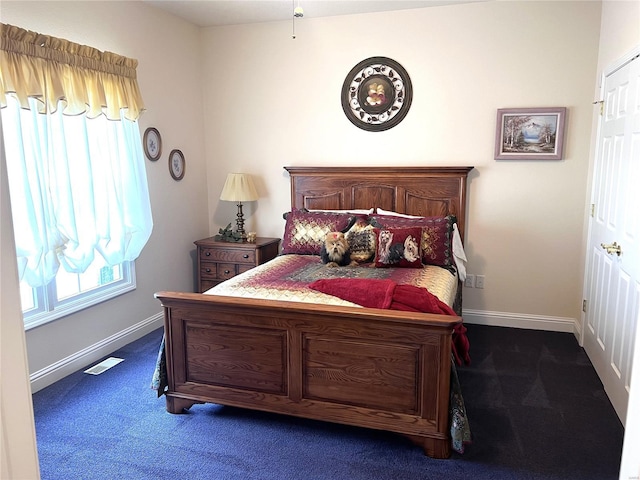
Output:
(1, 0), (638, 477)
(1, 1), (210, 380)
(202, 1), (601, 332)
(0, 0), (609, 389)
(0, 0), (603, 380)
(1, 1), (600, 382)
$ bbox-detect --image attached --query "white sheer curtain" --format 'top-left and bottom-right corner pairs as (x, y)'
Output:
(2, 95), (153, 287)
(1, 22), (152, 289)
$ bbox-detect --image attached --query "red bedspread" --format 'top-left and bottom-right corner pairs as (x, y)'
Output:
(309, 278), (470, 365)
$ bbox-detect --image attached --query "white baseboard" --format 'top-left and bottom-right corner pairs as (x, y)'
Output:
(30, 312), (164, 393)
(462, 308), (578, 333)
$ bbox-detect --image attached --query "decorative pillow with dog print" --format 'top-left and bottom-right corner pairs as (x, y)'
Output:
(345, 215), (376, 263)
(370, 214), (456, 267)
(373, 227), (423, 268)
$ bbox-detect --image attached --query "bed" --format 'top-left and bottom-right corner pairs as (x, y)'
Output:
(154, 166), (473, 458)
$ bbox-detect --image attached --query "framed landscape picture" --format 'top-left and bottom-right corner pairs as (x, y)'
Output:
(495, 107), (567, 160)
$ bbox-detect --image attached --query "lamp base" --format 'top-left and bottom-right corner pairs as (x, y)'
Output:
(235, 202), (246, 240)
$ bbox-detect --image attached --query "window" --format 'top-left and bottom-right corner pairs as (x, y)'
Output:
(18, 258), (135, 330)
(1, 22), (151, 329)
(2, 96), (152, 330)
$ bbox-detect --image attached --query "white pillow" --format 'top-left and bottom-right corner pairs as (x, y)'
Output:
(375, 208), (422, 218)
(452, 223), (467, 281)
(308, 208), (374, 214)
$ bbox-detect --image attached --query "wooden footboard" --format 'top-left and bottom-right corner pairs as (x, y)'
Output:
(155, 291), (461, 459)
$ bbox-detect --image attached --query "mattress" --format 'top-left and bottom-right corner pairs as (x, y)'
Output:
(206, 254), (458, 308)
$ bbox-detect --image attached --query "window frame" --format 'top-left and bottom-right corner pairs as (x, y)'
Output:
(22, 261), (136, 331)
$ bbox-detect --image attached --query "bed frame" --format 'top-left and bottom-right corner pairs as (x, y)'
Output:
(155, 166), (473, 458)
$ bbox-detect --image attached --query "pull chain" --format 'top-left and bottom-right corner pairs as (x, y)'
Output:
(292, 0), (303, 39)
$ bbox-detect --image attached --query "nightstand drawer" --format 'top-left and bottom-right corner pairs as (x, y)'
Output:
(200, 262), (218, 279)
(201, 247), (256, 264)
(217, 263), (237, 280)
(200, 263), (238, 281)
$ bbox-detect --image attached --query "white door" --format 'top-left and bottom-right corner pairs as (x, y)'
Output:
(583, 50), (640, 425)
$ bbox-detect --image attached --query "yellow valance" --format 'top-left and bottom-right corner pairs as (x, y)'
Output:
(0, 23), (144, 121)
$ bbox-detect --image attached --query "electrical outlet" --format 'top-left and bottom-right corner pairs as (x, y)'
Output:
(475, 275), (485, 289)
(464, 274), (475, 288)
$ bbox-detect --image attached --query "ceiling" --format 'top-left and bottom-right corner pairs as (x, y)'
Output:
(143, 0), (484, 28)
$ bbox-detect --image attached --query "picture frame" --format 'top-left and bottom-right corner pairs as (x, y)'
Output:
(143, 127), (162, 161)
(341, 56), (413, 132)
(169, 149), (185, 181)
(495, 107), (567, 160)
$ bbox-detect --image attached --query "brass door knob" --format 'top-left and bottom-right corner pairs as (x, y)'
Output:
(600, 241), (622, 256)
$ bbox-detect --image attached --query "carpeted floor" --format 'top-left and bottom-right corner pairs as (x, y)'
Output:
(32, 324), (624, 480)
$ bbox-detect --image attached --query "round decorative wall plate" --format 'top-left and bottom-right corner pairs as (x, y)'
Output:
(143, 127), (162, 161)
(341, 57), (413, 132)
(169, 149), (185, 181)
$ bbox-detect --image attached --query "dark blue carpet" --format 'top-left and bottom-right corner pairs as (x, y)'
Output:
(32, 325), (624, 480)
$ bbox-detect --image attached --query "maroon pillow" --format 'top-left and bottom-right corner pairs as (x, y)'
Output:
(282, 209), (355, 255)
(373, 227), (423, 268)
(370, 215), (456, 267)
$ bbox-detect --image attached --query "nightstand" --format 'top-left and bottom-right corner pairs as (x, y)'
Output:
(194, 236), (280, 293)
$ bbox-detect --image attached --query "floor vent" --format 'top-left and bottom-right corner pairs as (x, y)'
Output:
(84, 357), (124, 375)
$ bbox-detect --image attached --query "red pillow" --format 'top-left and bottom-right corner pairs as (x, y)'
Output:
(373, 227), (423, 268)
(370, 215), (455, 267)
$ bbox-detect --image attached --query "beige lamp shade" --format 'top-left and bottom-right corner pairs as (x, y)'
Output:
(219, 173), (259, 202)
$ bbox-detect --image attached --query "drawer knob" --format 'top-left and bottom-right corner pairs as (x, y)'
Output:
(205, 252), (211, 256)
(205, 268), (211, 273)
(224, 270), (231, 274)
(243, 254), (249, 259)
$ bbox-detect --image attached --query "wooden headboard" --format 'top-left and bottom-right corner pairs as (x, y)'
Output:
(284, 166), (473, 240)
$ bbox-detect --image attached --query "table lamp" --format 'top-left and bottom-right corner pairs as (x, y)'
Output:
(219, 173), (259, 240)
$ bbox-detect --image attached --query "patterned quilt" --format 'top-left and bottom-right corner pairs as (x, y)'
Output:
(207, 254), (458, 308)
